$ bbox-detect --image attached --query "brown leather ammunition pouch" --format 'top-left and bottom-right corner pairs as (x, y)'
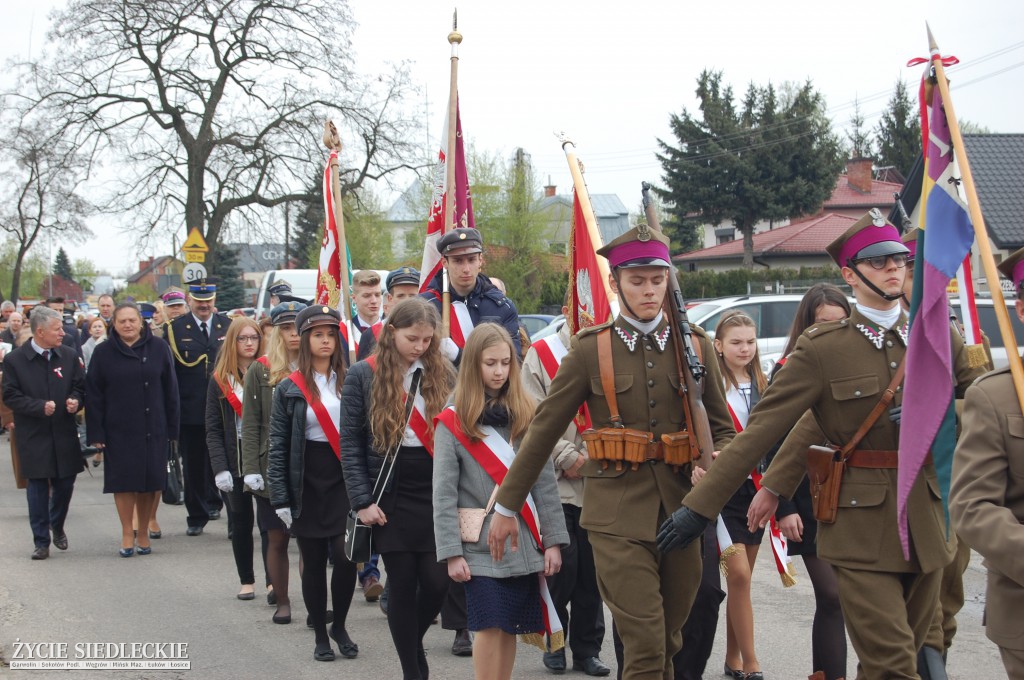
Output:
(661, 431), (694, 467)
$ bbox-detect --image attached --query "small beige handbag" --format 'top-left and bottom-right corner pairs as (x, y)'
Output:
(458, 485), (500, 543)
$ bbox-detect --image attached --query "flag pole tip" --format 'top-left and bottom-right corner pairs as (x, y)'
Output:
(449, 7), (461, 44)
(322, 120), (340, 151)
(448, 30), (462, 44)
(926, 23), (938, 52)
(555, 131), (573, 146)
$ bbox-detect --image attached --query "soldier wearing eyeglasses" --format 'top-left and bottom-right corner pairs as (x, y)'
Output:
(656, 209), (987, 679)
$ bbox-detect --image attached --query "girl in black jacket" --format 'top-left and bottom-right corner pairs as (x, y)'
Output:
(267, 305), (356, 663)
(205, 316), (265, 600)
(341, 298), (455, 680)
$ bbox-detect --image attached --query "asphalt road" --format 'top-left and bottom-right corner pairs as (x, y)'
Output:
(0, 434), (1006, 679)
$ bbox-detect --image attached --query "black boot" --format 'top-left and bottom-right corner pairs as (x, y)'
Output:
(917, 646), (947, 680)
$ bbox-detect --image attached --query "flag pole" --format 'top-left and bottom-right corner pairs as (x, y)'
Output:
(557, 133), (617, 306)
(441, 10), (462, 338)
(928, 24), (1024, 415)
(323, 121), (351, 319)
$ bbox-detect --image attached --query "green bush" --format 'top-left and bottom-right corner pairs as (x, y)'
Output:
(677, 266), (846, 300)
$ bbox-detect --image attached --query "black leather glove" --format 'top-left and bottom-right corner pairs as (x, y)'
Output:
(656, 506), (710, 553)
(889, 405), (902, 425)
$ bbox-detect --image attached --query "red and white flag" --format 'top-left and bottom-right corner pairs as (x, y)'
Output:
(567, 188), (612, 335)
(418, 101), (476, 293)
(317, 149), (343, 309)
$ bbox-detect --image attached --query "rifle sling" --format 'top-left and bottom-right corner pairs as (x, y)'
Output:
(597, 329), (623, 427)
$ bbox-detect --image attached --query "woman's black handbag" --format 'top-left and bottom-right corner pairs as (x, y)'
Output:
(344, 370), (421, 563)
(164, 442), (185, 505)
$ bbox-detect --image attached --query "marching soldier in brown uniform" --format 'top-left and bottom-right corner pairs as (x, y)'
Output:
(950, 246), (1024, 679)
(487, 225), (736, 680)
(657, 210), (987, 679)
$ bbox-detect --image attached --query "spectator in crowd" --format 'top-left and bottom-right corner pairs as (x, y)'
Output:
(1, 312), (24, 345)
(96, 294), (115, 328)
(433, 323), (568, 680)
(207, 316), (266, 599)
(242, 301), (306, 622)
(3, 306), (86, 560)
(1, 300), (15, 322)
(86, 302), (179, 557)
(268, 305), (358, 662)
(82, 317), (108, 370)
(43, 297), (81, 352)
(151, 301), (166, 328)
(342, 298), (456, 679)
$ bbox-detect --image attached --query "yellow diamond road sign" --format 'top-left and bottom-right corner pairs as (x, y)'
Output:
(181, 227), (209, 259)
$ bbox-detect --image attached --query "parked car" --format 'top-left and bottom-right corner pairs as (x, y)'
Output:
(687, 295), (806, 373)
(950, 297), (1020, 370)
(519, 314), (555, 337)
(531, 315), (565, 342)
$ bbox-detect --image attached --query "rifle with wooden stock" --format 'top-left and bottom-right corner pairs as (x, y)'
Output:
(641, 182), (715, 470)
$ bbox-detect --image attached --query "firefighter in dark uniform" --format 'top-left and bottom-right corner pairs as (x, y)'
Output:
(163, 281), (229, 535)
(488, 224), (736, 680)
(657, 210), (987, 679)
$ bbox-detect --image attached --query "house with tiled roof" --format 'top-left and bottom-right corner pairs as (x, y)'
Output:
(677, 212), (856, 272)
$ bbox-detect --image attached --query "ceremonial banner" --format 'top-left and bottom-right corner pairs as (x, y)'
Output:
(568, 188), (612, 335)
(897, 64), (975, 557)
(317, 149), (344, 308)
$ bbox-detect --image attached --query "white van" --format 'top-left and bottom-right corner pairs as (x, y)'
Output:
(254, 269), (392, 321)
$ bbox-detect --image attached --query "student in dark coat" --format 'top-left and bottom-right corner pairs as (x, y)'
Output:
(86, 303), (179, 557)
(1, 306), (86, 560)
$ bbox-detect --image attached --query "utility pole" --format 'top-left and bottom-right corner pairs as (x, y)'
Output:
(283, 202), (290, 269)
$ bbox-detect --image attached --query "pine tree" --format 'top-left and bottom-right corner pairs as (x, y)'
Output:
(846, 98), (874, 159)
(292, 174), (325, 268)
(876, 80), (922, 178)
(213, 244), (245, 310)
(53, 247), (75, 282)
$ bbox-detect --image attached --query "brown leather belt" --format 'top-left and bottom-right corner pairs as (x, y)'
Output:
(846, 451), (932, 469)
(645, 442), (664, 462)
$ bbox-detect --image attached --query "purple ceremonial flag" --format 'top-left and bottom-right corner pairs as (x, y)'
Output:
(896, 79), (974, 559)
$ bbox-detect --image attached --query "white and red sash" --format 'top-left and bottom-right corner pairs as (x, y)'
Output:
(449, 300), (475, 349)
(370, 321), (383, 342)
(216, 376), (244, 418)
(531, 336), (593, 432)
(716, 402), (795, 587)
(434, 406), (564, 650)
(257, 355), (270, 368)
(339, 320), (359, 357)
(289, 370), (341, 461)
(365, 356), (433, 454)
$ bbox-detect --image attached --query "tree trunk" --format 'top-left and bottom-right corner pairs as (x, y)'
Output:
(740, 223), (755, 269)
(10, 247), (27, 302)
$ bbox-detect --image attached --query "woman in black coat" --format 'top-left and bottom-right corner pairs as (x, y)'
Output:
(87, 303), (179, 557)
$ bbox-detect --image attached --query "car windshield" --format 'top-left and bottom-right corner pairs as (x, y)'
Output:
(686, 302), (722, 320)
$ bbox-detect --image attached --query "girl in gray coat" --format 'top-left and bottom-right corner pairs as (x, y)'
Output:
(433, 323), (569, 680)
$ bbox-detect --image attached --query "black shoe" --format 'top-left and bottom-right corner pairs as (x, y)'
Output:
(573, 657), (611, 677)
(272, 605), (291, 624)
(208, 510), (221, 520)
(451, 629), (473, 657)
(186, 526), (203, 537)
(118, 547), (134, 558)
(724, 664), (745, 679)
(149, 530), (162, 539)
(543, 648), (566, 673)
(745, 673), (764, 680)
(417, 645), (429, 680)
(267, 589), (277, 606)
(136, 546), (152, 555)
(237, 588), (256, 601)
(329, 627), (358, 659)
(31, 546), (49, 560)
(52, 531), (68, 551)
(379, 580), (389, 617)
(306, 610), (334, 628)
(313, 642), (335, 662)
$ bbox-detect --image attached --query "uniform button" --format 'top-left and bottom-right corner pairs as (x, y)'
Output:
(840, 320), (848, 326)
(886, 340), (894, 348)
(144, 382), (149, 388)
(854, 390), (862, 397)
(896, 385), (902, 392)
(648, 379), (655, 387)
(597, 468), (603, 475)
(890, 361), (898, 369)
(650, 419), (658, 427)
(649, 400), (656, 408)
(645, 345), (653, 351)
(646, 361), (654, 368)
(145, 408), (150, 414)
(851, 498), (858, 506)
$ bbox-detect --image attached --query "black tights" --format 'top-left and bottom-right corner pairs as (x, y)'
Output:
(382, 551), (451, 680)
(296, 535), (356, 644)
(805, 555), (846, 680)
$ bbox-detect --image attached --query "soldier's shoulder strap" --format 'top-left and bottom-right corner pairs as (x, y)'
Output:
(577, 319), (613, 339)
(802, 318), (847, 341)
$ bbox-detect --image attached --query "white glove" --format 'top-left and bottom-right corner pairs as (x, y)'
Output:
(276, 508), (293, 529)
(243, 474), (265, 491)
(441, 337), (460, 362)
(214, 470), (234, 493)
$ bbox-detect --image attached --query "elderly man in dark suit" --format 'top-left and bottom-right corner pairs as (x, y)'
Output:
(2, 306), (86, 560)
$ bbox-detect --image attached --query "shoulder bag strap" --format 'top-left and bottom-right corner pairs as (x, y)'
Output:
(838, 357), (906, 460)
(597, 329), (623, 427)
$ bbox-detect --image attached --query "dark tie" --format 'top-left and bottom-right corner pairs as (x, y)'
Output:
(200, 321), (209, 341)
(42, 350), (50, 363)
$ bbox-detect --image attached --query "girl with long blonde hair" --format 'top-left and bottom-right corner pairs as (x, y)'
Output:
(433, 323), (569, 680)
(341, 297), (456, 680)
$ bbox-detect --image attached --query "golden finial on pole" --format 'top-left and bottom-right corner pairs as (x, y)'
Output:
(449, 9), (462, 45)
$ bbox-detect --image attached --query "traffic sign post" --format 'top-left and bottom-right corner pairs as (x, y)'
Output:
(181, 227), (209, 265)
(182, 263), (208, 284)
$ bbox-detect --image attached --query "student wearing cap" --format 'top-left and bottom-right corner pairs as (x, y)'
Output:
(356, 266), (422, 363)
(162, 281), (229, 536)
(950, 245), (1024, 679)
(660, 209), (987, 679)
(268, 304), (359, 662)
(268, 280), (308, 307)
(241, 301), (306, 623)
(487, 224), (736, 680)
(421, 227), (521, 365)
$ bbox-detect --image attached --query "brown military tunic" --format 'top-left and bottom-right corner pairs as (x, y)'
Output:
(950, 363), (1024, 678)
(690, 307), (984, 679)
(497, 315), (735, 680)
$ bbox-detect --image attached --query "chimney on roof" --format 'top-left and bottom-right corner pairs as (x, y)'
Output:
(543, 175), (556, 198)
(846, 157), (874, 194)
(138, 256), (154, 272)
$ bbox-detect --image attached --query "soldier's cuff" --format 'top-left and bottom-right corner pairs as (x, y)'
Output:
(494, 503), (515, 518)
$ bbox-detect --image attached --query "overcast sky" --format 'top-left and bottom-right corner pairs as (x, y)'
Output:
(2, 0), (1022, 275)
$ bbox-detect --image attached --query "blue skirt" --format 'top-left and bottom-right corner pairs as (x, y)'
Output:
(465, 574), (543, 635)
